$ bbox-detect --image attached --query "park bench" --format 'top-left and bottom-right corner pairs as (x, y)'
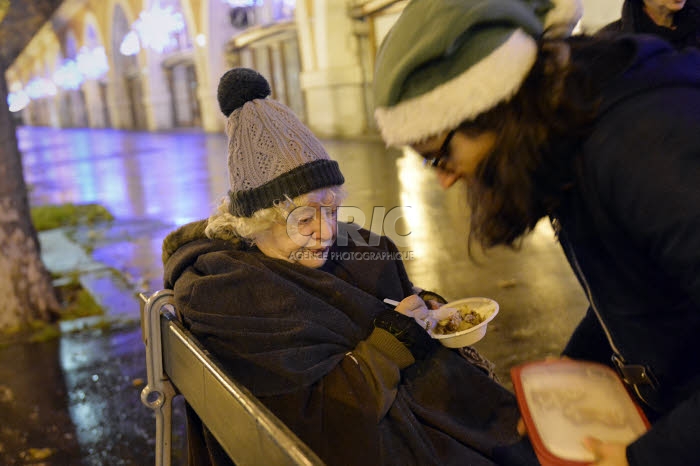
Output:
(139, 289), (325, 466)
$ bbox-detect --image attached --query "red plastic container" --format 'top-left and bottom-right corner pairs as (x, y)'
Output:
(511, 360), (650, 466)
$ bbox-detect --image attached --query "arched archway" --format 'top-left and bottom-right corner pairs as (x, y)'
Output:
(25, 36), (61, 127)
(135, 0), (201, 129)
(110, 2), (147, 130)
(56, 30), (89, 128)
(160, 0), (200, 127)
(80, 14), (111, 128)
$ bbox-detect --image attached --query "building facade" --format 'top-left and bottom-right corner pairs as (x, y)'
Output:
(5, 0), (622, 138)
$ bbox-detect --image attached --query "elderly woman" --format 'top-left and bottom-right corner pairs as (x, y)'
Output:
(162, 68), (537, 466)
(373, 1), (700, 465)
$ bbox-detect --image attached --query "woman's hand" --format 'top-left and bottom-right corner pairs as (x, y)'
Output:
(583, 437), (629, 466)
(395, 295), (456, 330)
(394, 294), (430, 321)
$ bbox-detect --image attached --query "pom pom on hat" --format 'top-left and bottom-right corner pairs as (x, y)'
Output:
(373, 0), (583, 147)
(217, 68), (345, 217)
(217, 67), (271, 117)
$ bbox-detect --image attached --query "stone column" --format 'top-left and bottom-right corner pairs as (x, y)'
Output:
(142, 51), (174, 131)
(196, 0), (231, 133)
(296, 0), (368, 138)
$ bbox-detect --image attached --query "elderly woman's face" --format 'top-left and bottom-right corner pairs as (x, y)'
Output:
(256, 202), (338, 268)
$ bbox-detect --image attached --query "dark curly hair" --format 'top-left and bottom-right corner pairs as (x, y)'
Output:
(462, 35), (635, 250)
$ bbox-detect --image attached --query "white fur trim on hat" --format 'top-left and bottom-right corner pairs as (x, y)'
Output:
(543, 0), (583, 37)
(374, 29), (537, 147)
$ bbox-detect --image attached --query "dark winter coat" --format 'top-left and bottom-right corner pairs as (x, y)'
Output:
(162, 221), (537, 466)
(555, 36), (700, 466)
(598, 0), (700, 49)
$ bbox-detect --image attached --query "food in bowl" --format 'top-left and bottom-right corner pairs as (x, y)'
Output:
(429, 304), (484, 334)
(427, 297), (499, 348)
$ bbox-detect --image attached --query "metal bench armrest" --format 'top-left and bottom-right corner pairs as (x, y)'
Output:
(140, 290), (324, 466)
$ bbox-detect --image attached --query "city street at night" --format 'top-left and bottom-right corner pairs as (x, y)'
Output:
(1, 126), (588, 465)
(4, 0), (695, 464)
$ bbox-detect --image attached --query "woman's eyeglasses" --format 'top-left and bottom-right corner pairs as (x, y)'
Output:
(423, 129), (456, 171)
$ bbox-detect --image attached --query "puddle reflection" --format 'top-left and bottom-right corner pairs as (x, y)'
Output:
(20, 127), (225, 224)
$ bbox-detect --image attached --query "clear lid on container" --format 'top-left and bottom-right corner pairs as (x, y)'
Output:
(512, 360), (650, 465)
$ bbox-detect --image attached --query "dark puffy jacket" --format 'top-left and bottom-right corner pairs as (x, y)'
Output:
(557, 36), (700, 466)
(598, 0), (700, 49)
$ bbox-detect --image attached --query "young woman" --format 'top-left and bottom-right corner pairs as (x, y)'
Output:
(373, 1), (700, 465)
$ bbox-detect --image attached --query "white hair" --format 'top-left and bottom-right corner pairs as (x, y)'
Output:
(205, 186), (347, 244)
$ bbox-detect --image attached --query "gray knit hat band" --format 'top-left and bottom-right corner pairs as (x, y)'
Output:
(228, 159), (345, 217)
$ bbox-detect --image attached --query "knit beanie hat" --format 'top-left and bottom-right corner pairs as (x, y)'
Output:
(218, 68), (345, 217)
(373, 0), (583, 147)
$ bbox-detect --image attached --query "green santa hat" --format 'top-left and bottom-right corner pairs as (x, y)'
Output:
(373, 0), (583, 147)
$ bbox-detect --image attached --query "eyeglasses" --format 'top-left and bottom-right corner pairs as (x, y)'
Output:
(423, 129), (456, 171)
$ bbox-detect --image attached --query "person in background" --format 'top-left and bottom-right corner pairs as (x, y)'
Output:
(598, 0), (700, 49)
(162, 67), (538, 466)
(372, 0), (700, 465)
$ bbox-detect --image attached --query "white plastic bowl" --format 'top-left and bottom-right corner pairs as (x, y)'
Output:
(427, 297), (499, 348)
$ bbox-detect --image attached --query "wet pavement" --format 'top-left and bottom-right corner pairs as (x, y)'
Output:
(1, 126), (588, 465)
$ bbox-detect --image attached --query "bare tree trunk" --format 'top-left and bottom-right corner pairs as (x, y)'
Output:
(0, 65), (60, 330)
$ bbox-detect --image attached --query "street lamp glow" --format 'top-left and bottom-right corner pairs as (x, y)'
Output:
(25, 77), (57, 99)
(77, 46), (109, 79)
(195, 33), (207, 47)
(224, 0), (259, 6)
(120, 30), (141, 56)
(7, 90), (30, 112)
(53, 60), (84, 90)
(133, 4), (185, 53)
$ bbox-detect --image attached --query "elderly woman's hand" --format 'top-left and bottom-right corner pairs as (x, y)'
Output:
(394, 294), (430, 321)
(395, 295), (455, 330)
